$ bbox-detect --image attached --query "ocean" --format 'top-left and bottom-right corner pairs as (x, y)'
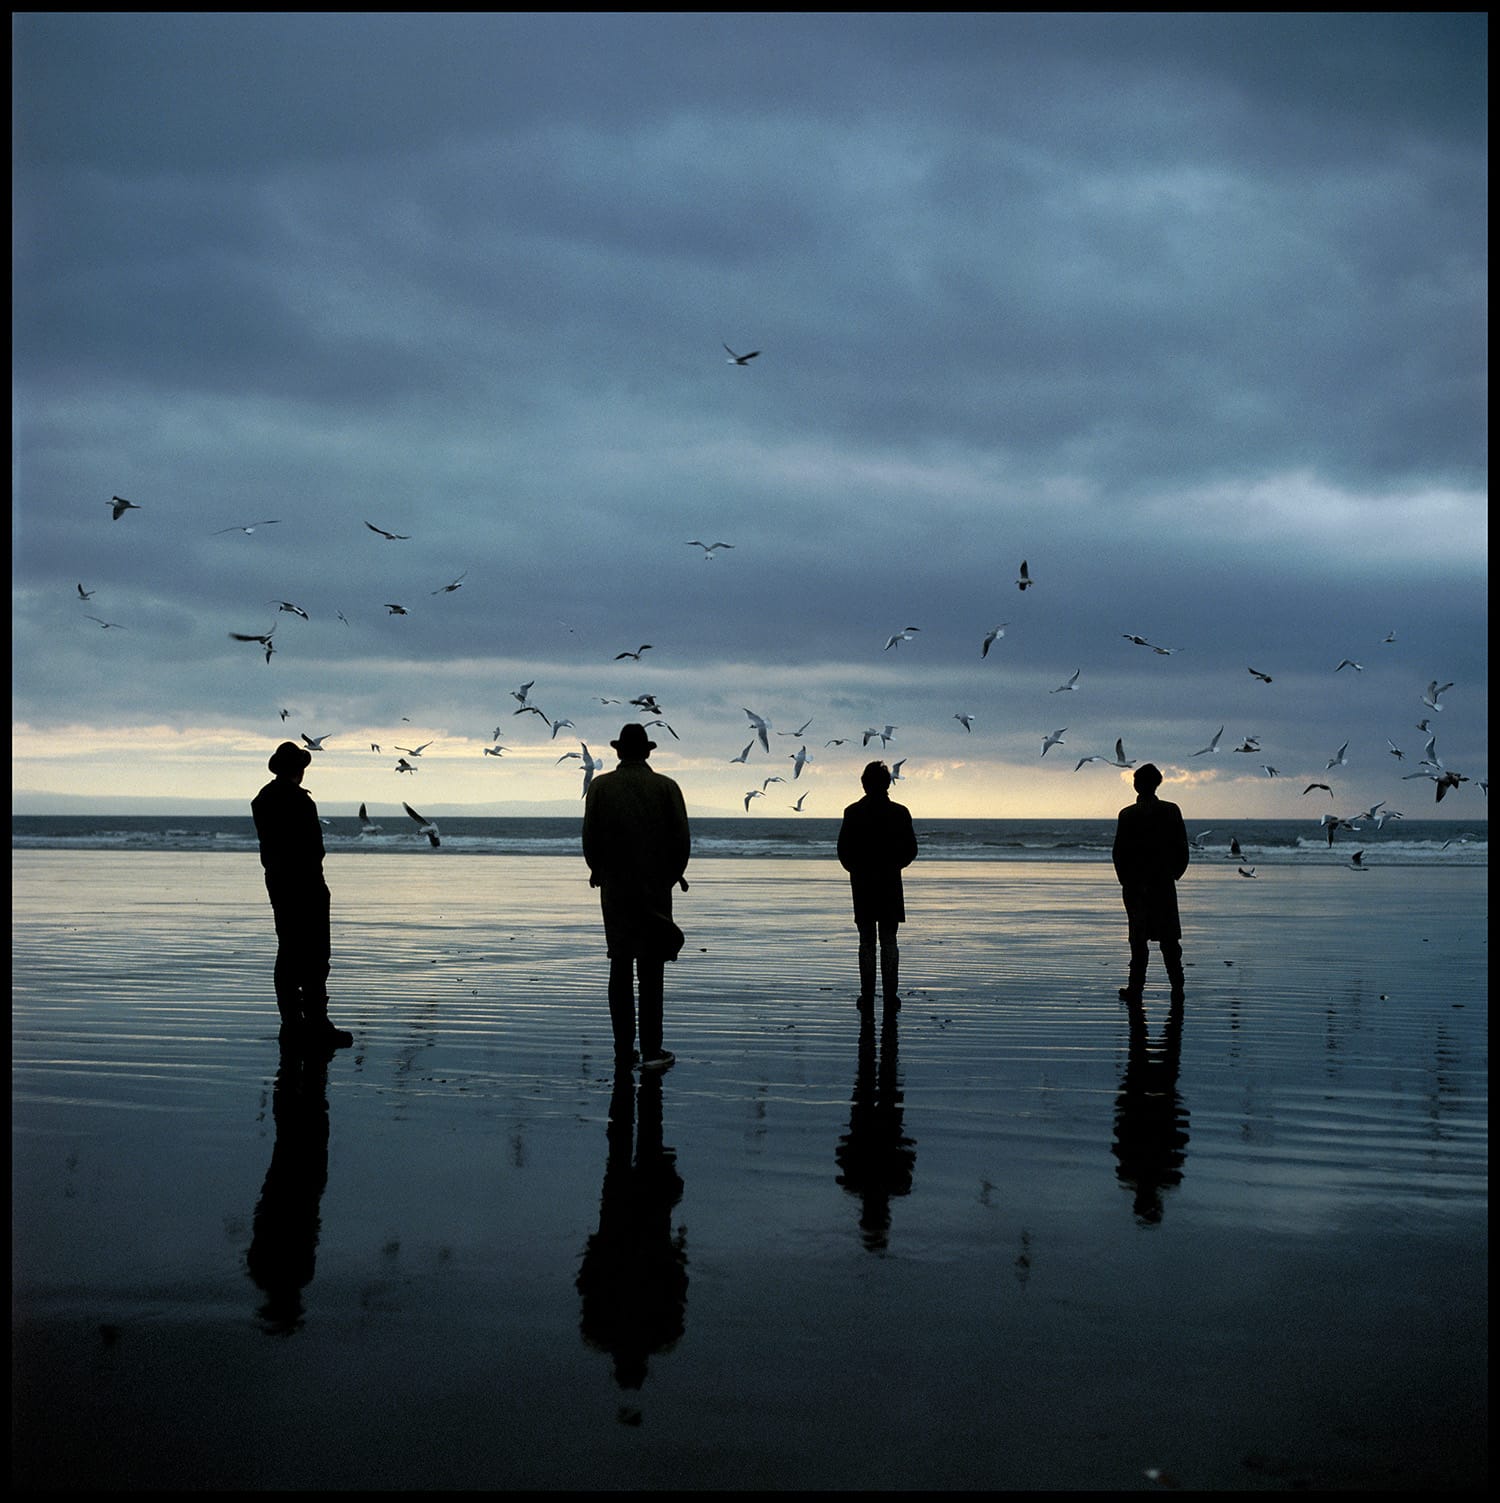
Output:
(11, 812), (1486, 865)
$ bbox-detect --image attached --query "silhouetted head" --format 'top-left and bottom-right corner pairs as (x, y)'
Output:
(861, 760), (893, 795)
(610, 723), (656, 761)
(1134, 763), (1163, 794)
(268, 741), (312, 778)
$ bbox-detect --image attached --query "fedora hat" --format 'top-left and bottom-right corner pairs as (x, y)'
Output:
(610, 723), (656, 757)
(268, 740), (313, 775)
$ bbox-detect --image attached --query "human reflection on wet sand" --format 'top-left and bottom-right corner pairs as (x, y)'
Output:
(245, 1039), (333, 1334)
(577, 1070), (688, 1412)
(836, 1008), (917, 1251)
(1112, 999), (1190, 1226)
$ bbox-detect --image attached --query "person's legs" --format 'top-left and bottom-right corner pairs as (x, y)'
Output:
(608, 954), (638, 1059)
(1120, 928), (1149, 1002)
(856, 919), (877, 1008)
(1161, 938), (1185, 1002)
(878, 918), (900, 1009)
(636, 957), (665, 1058)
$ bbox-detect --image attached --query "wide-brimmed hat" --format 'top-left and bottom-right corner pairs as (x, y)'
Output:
(268, 740), (313, 774)
(610, 723), (656, 757)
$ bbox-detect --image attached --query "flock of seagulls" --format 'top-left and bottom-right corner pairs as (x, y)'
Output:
(77, 342), (1482, 853)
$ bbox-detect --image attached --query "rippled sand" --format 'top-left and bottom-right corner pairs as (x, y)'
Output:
(11, 851), (1488, 1490)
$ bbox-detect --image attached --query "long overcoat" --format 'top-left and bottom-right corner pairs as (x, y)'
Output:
(1111, 793), (1190, 942)
(582, 760), (691, 960)
(837, 793), (918, 925)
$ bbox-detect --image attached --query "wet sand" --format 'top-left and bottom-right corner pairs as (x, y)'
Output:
(11, 851), (1488, 1491)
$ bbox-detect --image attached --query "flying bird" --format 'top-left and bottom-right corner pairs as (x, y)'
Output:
(1051, 669), (1081, 693)
(1421, 680), (1454, 712)
(357, 803), (382, 835)
(76, 583), (95, 600)
(109, 496), (141, 520)
(280, 709), (290, 721)
(890, 760), (907, 781)
(336, 611), (351, 627)
(394, 758), (417, 774)
(789, 745), (811, 778)
(643, 718), (679, 741)
(301, 734), (330, 751)
(1237, 867), (1258, 879)
(579, 744), (605, 796)
(1335, 659), (1363, 673)
(863, 725), (897, 748)
(761, 775), (786, 790)
(1261, 765), (1281, 778)
(1349, 850), (1366, 869)
(1302, 783), (1333, 798)
(1228, 836), (1243, 859)
(1041, 728), (1067, 757)
(365, 521), (411, 540)
(384, 604), (408, 615)
(723, 344), (760, 365)
(981, 624), (1009, 658)
(229, 627), (276, 662)
(214, 520), (279, 535)
(85, 615), (125, 629)
(954, 714), (974, 732)
(512, 681), (535, 706)
(1231, 737), (1261, 753)
(614, 645), (653, 661)
(431, 572), (467, 595)
(884, 627), (920, 650)
(1191, 726), (1223, 757)
(548, 718), (576, 740)
(743, 789), (765, 812)
(1247, 667), (1273, 683)
(743, 709), (772, 753)
(686, 541), (734, 559)
(776, 718), (815, 738)
(482, 746), (505, 757)
(730, 742), (754, 764)
(1109, 738), (1135, 768)
(1380, 631), (1398, 644)
(268, 600), (309, 620)
(394, 741), (433, 756)
(1325, 740), (1350, 770)
(403, 802), (441, 847)
(1015, 560), (1033, 592)
(791, 793), (809, 812)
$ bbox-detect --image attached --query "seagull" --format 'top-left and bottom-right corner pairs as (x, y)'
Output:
(743, 789), (764, 811)
(403, 802), (441, 847)
(1380, 631), (1398, 644)
(512, 681), (536, 707)
(1415, 717), (1433, 735)
(336, 611), (350, 627)
(280, 709), (291, 721)
(954, 714), (974, 732)
(370, 743), (380, 752)
(1302, 783), (1333, 798)
(1051, 669), (1081, 693)
(394, 741), (433, 756)
(730, 742), (754, 764)
(214, 520), (279, 535)
(1231, 737), (1261, 754)
(1041, 728), (1067, 756)
(1073, 755), (1108, 771)
(357, 803), (382, 835)
(365, 521), (411, 540)
(549, 718), (576, 740)
(643, 718), (679, 741)
(789, 745), (811, 778)
(268, 600), (309, 620)
(1421, 680), (1454, 712)
(1261, 765), (1281, 778)
(890, 759), (907, 780)
(85, 615), (125, 629)
(1228, 836), (1243, 859)
(1016, 560), (1033, 591)
(630, 694), (663, 715)
(723, 344), (760, 366)
(229, 627), (276, 662)
(1247, 667), (1274, 683)
(431, 571), (467, 594)
(761, 775), (786, 790)
(1370, 809), (1404, 829)
(1335, 658), (1364, 673)
(301, 734), (330, 751)
(776, 718), (815, 738)
(686, 541), (734, 559)
(579, 745), (605, 796)
(76, 583), (95, 600)
(1190, 829), (1215, 850)
(384, 603), (408, 615)
(863, 725), (897, 749)
(884, 627), (920, 650)
(394, 758), (417, 774)
(1108, 738), (1135, 768)
(1325, 740), (1349, 770)
(1237, 867), (1258, 879)
(1191, 726), (1223, 757)
(1320, 814), (1347, 847)
(981, 625), (1009, 658)
(791, 793), (809, 812)
(743, 709), (771, 753)
(514, 705), (550, 724)
(614, 645), (653, 661)
(109, 496), (142, 520)
(1404, 768), (1470, 803)
(825, 738), (848, 747)
(482, 745), (505, 757)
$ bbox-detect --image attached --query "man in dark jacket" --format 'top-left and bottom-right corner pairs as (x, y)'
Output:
(837, 761), (918, 1012)
(582, 724), (691, 1072)
(1111, 763), (1190, 1004)
(251, 741), (352, 1048)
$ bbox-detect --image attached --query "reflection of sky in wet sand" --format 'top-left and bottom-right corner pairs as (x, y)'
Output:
(11, 852), (1488, 1490)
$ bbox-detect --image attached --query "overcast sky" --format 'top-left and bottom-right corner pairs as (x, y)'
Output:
(12, 13), (1488, 820)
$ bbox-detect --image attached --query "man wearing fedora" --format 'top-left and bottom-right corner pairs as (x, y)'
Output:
(1112, 762), (1190, 1005)
(582, 723), (691, 1072)
(252, 741), (353, 1048)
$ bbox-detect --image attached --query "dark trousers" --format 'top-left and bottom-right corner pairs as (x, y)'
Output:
(609, 954), (665, 1058)
(856, 917), (900, 1001)
(1127, 932), (1184, 994)
(267, 879), (331, 1025)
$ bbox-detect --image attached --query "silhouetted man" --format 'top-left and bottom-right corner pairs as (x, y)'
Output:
(1112, 762), (1189, 1004)
(582, 723), (691, 1072)
(251, 741), (352, 1047)
(837, 760), (918, 1012)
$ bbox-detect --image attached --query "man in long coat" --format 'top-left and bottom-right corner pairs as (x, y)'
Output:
(1111, 762), (1190, 1004)
(837, 760), (918, 1011)
(583, 723), (691, 1071)
(251, 741), (353, 1047)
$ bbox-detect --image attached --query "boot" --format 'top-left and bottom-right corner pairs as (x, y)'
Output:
(880, 942), (900, 1011)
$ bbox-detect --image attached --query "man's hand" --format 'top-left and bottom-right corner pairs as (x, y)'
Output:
(678, 877), (690, 892)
